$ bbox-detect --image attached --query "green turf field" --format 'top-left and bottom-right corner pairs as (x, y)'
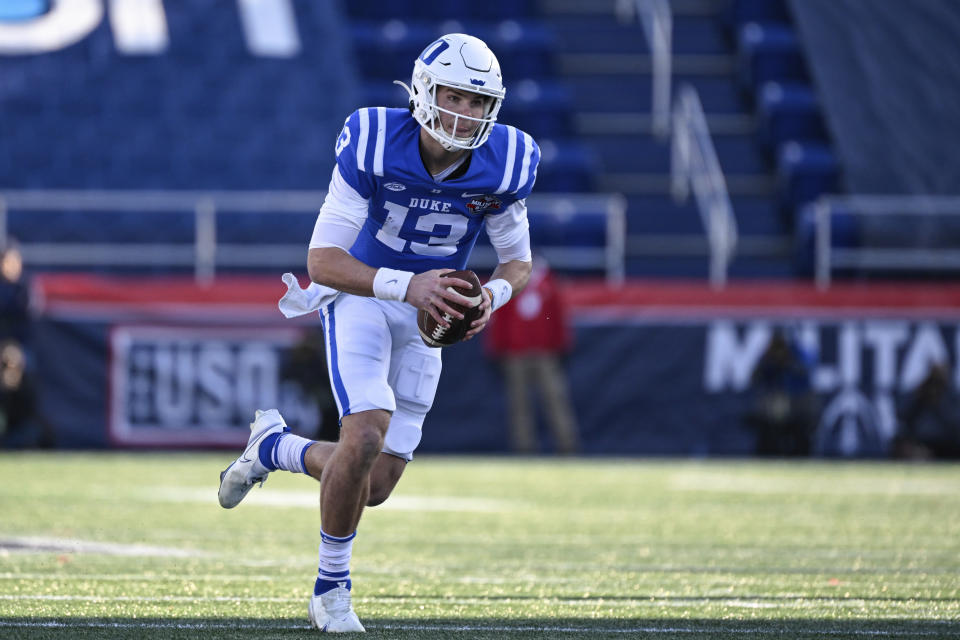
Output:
(0, 453), (958, 639)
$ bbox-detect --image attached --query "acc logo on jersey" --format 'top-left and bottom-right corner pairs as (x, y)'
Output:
(465, 195), (502, 213)
(384, 182), (406, 192)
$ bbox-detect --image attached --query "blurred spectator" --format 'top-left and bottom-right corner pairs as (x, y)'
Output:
(281, 328), (340, 443)
(744, 328), (818, 456)
(892, 364), (960, 460)
(486, 255), (579, 454)
(0, 240), (29, 343)
(0, 240), (51, 448)
(0, 339), (53, 448)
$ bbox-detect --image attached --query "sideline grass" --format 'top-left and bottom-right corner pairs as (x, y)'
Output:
(1, 453), (958, 638)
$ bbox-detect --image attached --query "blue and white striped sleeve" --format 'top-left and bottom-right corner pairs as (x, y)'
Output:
(493, 126), (541, 200)
(333, 107), (388, 199)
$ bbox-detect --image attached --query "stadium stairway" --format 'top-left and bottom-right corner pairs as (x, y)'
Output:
(538, 0), (796, 278)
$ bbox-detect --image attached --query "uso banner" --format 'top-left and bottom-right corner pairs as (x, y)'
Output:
(29, 275), (960, 456)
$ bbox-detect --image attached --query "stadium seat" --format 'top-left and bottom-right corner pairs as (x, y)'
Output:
(471, 20), (555, 79)
(777, 141), (840, 211)
(725, 0), (791, 30)
(349, 20), (555, 81)
(361, 77), (572, 141)
(756, 81), (828, 150)
(737, 22), (807, 91)
(535, 139), (599, 193)
(341, 0), (536, 22)
(350, 20), (437, 81)
(495, 79), (572, 140)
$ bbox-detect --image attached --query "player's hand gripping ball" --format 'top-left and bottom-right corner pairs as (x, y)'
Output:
(417, 269), (484, 347)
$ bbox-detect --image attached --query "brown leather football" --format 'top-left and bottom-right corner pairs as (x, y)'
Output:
(417, 269), (484, 347)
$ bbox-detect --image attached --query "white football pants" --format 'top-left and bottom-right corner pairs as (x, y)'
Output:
(319, 293), (442, 461)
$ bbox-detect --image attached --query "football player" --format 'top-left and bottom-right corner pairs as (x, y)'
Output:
(218, 33), (538, 632)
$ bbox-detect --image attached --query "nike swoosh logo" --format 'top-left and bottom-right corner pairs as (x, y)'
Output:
(461, 192), (487, 198)
(237, 422), (277, 464)
(386, 279), (397, 285)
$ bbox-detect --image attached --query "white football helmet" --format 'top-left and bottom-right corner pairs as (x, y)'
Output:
(395, 33), (505, 151)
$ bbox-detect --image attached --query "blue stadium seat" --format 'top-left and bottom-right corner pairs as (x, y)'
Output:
(350, 20), (555, 81)
(535, 139), (599, 193)
(757, 81), (828, 150)
(361, 78), (572, 140)
(777, 141), (840, 210)
(350, 21), (438, 81)
(737, 22), (807, 90)
(529, 210), (607, 248)
(470, 21), (555, 79)
(726, 0), (791, 30)
(494, 79), (571, 140)
(342, 0), (536, 21)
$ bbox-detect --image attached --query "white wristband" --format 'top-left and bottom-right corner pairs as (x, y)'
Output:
(372, 268), (414, 302)
(483, 278), (513, 312)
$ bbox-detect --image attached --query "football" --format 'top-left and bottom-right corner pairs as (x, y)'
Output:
(417, 269), (484, 347)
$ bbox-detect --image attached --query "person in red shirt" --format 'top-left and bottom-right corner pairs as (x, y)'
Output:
(486, 255), (580, 454)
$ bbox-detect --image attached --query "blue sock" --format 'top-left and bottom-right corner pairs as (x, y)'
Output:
(258, 429), (313, 473)
(315, 577), (351, 596)
(258, 429), (287, 471)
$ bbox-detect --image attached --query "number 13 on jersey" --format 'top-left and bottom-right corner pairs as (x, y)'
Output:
(375, 200), (468, 256)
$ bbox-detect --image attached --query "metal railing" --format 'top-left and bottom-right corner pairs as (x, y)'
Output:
(671, 85), (738, 288)
(814, 194), (960, 288)
(472, 193), (627, 285)
(0, 189), (627, 285)
(620, 0), (737, 286)
(617, 0), (672, 137)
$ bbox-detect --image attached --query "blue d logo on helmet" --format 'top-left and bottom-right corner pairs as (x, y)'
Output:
(395, 33), (506, 151)
(419, 39), (450, 65)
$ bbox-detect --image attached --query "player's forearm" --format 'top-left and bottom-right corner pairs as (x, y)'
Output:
(308, 247), (378, 296)
(491, 259), (532, 293)
(485, 259), (532, 309)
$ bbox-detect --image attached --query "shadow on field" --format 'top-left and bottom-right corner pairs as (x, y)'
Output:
(2, 617), (959, 639)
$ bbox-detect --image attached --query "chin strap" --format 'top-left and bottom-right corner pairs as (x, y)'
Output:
(395, 79), (470, 152)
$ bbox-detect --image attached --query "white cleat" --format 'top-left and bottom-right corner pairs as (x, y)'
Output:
(308, 584), (365, 633)
(217, 409), (287, 509)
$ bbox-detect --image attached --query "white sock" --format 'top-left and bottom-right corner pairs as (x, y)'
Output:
(315, 530), (355, 593)
(271, 433), (313, 474)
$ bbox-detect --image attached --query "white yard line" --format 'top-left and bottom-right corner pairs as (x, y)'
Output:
(145, 487), (522, 511)
(0, 536), (211, 558)
(0, 594), (953, 611)
(0, 619), (950, 636)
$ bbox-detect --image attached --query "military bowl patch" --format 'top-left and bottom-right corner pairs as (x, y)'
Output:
(465, 195), (502, 213)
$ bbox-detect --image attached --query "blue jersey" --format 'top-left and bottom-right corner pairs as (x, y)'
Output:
(333, 107), (540, 272)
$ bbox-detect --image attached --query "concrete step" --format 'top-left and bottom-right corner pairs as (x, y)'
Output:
(548, 13), (730, 55)
(575, 112), (756, 136)
(624, 251), (797, 279)
(558, 53), (735, 75)
(624, 193), (787, 236)
(626, 234), (792, 258)
(538, 0), (729, 18)
(598, 172), (777, 197)
(588, 133), (766, 174)
(562, 74), (745, 113)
